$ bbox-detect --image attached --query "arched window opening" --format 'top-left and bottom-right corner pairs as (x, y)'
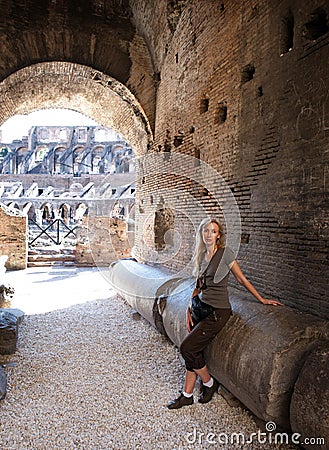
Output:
(241, 64), (255, 83)
(303, 8), (329, 41)
(41, 203), (52, 225)
(59, 203), (71, 224)
(280, 10), (294, 55)
(54, 147), (65, 174)
(91, 146), (105, 174)
(16, 147), (28, 174)
(73, 147), (85, 175)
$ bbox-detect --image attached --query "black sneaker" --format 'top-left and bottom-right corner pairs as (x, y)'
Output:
(198, 379), (219, 404)
(167, 393), (194, 409)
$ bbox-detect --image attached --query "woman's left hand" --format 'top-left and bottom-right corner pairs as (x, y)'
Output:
(261, 298), (284, 306)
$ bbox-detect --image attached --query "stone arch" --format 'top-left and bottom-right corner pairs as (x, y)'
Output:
(25, 203), (35, 220)
(53, 146), (66, 173)
(91, 145), (105, 174)
(40, 202), (53, 224)
(58, 203), (71, 224)
(112, 144), (125, 152)
(75, 203), (88, 221)
(73, 146), (86, 174)
(0, 62), (152, 157)
(110, 143), (133, 174)
(16, 147), (28, 174)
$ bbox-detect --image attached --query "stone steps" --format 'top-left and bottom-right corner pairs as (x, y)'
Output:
(27, 247), (76, 267)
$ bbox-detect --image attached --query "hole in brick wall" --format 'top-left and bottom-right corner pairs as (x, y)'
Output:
(192, 33), (197, 45)
(257, 86), (263, 97)
(154, 208), (175, 250)
(167, 0), (187, 33)
(150, 195), (153, 205)
(153, 71), (161, 83)
(92, 72), (102, 82)
(175, 53), (179, 63)
(280, 10), (294, 54)
(189, 125), (195, 133)
(216, 102), (227, 124)
(241, 64), (255, 83)
(303, 8), (329, 40)
(220, 3), (225, 12)
(164, 140), (171, 153)
(164, 129), (172, 155)
(142, 177), (145, 184)
(241, 233), (250, 244)
(158, 145), (162, 152)
(200, 98), (209, 113)
(173, 135), (184, 147)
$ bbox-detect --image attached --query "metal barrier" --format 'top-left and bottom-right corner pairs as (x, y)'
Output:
(28, 219), (77, 245)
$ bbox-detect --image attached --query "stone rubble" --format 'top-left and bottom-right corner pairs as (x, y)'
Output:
(0, 295), (298, 449)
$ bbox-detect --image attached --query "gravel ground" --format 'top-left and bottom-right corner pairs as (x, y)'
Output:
(0, 271), (298, 449)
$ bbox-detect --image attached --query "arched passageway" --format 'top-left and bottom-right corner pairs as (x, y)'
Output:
(0, 62), (153, 157)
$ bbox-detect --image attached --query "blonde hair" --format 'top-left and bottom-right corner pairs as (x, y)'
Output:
(192, 218), (225, 276)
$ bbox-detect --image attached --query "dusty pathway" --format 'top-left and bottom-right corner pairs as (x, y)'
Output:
(0, 267), (297, 449)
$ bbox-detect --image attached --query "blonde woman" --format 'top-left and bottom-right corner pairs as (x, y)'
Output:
(167, 218), (283, 409)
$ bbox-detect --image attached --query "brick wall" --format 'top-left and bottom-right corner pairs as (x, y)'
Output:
(76, 216), (132, 267)
(134, 0), (329, 319)
(0, 205), (27, 270)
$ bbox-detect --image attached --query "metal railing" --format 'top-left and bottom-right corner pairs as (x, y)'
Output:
(28, 218), (78, 245)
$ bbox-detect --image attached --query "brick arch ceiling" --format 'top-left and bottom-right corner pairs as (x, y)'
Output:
(0, 0), (157, 133)
(0, 62), (153, 157)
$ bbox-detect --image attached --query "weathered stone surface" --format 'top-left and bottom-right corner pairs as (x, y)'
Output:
(204, 288), (329, 430)
(0, 365), (6, 400)
(108, 258), (178, 333)
(290, 346), (329, 449)
(76, 217), (132, 267)
(161, 280), (329, 429)
(3, 308), (24, 325)
(0, 206), (27, 271)
(109, 260), (329, 431)
(160, 277), (193, 346)
(0, 310), (18, 355)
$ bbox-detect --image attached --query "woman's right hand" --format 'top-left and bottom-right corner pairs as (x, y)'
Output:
(186, 307), (194, 333)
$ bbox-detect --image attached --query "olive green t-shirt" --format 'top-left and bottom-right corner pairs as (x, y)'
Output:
(198, 247), (236, 309)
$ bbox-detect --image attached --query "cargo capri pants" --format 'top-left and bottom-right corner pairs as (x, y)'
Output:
(180, 308), (231, 372)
